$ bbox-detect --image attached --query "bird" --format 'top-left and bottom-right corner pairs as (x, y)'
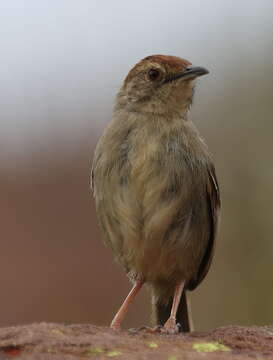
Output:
(91, 54), (220, 334)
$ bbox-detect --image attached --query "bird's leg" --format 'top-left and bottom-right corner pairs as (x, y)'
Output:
(110, 280), (143, 330)
(163, 280), (185, 334)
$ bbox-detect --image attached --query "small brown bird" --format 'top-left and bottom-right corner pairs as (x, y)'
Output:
(91, 55), (220, 334)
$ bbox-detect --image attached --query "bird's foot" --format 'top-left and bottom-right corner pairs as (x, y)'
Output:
(129, 325), (163, 334)
(110, 322), (122, 331)
(129, 323), (180, 334)
(161, 317), (180, 334)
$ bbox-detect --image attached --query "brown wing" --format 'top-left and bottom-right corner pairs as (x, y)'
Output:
(188, 163), (221, 290)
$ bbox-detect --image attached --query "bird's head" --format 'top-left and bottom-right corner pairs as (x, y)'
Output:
(116, 55), (209, 117)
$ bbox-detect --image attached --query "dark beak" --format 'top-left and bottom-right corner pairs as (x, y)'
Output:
(164, 66), (209, 83)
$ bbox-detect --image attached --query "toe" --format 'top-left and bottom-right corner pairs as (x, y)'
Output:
(111, 324), (122, 331)
(163, 318), (180, 334)
(130, 326), (163, 334)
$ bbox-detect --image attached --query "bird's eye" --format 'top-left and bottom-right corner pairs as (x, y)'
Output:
(148, 68), (161, 81)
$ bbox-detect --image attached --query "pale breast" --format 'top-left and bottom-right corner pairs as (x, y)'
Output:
(93, 116), (215, 286)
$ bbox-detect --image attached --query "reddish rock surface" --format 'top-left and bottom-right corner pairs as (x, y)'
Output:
(0, 323), (272, 360)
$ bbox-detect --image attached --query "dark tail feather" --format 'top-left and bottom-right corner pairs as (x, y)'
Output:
(155, 290), (193, 332)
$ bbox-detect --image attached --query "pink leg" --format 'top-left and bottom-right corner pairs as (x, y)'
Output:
(163, 280), (185, 334)
(111, 280), (143, 330)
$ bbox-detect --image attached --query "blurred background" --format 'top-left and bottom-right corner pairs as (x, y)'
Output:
(0, 0), (272, 330)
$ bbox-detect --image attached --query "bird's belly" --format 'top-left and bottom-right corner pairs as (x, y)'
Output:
(96, 130), (211, 286)
(115, 163), (210, 285)
(132, 233), (204, 285)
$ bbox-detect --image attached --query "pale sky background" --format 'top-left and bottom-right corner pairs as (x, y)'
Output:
(0, 0), (272, 162)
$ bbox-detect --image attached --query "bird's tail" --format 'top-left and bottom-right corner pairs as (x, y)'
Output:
(154, 290), (193, 332)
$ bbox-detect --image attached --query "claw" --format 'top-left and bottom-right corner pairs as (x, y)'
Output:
(162, 318), (180, 334)
(111, 324), (122, 331)
(129, 325), (163, 334)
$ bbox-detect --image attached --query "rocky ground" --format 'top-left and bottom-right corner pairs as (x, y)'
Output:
(0, 323), (272, 359)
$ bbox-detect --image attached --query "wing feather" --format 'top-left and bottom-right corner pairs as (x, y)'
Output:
(188, 164), (221, 290)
